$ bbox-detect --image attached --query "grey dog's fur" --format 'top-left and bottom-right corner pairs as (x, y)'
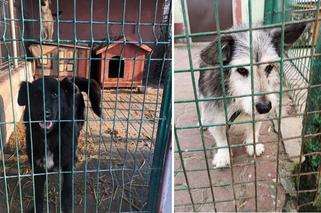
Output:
(198, 23), (306, 168)
(41, 0), (54, 40)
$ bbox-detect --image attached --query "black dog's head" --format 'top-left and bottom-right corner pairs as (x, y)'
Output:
(18, 77), (79, 134)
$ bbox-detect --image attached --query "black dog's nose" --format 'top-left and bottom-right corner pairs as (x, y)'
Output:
(255, 101), (272, 114)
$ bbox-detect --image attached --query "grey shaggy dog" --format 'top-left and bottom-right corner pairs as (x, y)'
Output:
(198, 23), (306, 168)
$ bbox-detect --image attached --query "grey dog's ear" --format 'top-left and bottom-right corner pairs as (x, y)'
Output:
(271, 23), (306, 54)
(200, 35), (234, 65)
(18, 81), (32, 106)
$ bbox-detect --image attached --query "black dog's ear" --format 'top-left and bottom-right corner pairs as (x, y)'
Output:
(61, 77), (79, 94)
(18, 81), (32, 106)
(61, 77), (72, 91)
(200, 34), (234, 65)
(271, 23), (306, 54)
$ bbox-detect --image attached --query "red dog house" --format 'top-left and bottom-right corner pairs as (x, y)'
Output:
(94, 37), (152, 88)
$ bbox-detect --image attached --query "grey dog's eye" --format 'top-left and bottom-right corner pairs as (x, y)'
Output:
(265, 64), (274, 75)
(236, 67), (249, 77)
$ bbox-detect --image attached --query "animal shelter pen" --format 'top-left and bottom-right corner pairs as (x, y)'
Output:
(174, 0), (321, 211)
(0, 0), (171, 212)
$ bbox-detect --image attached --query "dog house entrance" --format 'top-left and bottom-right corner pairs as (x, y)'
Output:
(109, 56), (124, 78)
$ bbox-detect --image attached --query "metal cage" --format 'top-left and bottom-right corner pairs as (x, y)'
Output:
(0, 0), (172, 212)
(174, 0), (321, 211)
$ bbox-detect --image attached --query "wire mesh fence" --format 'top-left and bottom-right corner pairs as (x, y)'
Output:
(174, 0), (321, 211)
(0, 0), (171, 212)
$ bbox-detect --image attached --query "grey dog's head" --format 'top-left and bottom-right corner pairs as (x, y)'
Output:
(200, 23), (306, 115)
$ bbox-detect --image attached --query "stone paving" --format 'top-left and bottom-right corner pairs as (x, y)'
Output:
(174, 44), (288, 211)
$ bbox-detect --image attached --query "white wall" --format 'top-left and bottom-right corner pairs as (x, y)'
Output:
(241, 0), (265, 24)
(173, 0), (184, 23)
(0, 62), (33, 144)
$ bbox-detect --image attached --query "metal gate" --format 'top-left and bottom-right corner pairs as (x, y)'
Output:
(175, 0), (321, 211)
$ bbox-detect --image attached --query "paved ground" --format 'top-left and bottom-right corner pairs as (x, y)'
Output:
(174, 44), (288, 212)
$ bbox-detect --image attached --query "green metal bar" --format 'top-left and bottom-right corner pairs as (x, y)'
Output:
(117, 0), (137, 211)
(18, 1), (38, 212)
(214, 0), (238, 209)
(298, 0), (321, 208)
(147, 66), (172, 212)
(247, 0), (259, 210)
(271, 1), (284, 204)
(36, 0), (51, 211)
(126, 0), (163, 209)
(94, 0), (109, 210)
(2, 0), (24, 211)
(55, 0), (63, 212)
(83, 0), (95, 211)
(71, 1), (78, 212)
(174, 19), (319, 40)
(174, 126), (196, 211)
(174, 54), (321, 74)
(119, 2), (145, 210)
(177, 0), (219, 211)
(104, 1), (129, 212)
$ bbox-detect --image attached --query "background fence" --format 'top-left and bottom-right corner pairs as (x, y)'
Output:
(174, 0), (321, 211)
(0, 0), (171, 212)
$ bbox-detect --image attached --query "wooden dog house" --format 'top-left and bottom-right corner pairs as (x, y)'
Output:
(29, 42), (91, 79)
(93, 38), (152, 88)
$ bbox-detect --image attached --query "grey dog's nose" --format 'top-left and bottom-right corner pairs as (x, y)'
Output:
(255, 101), (272, 114)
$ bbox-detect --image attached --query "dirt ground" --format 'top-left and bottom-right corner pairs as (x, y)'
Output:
(0, 87), (163, 212)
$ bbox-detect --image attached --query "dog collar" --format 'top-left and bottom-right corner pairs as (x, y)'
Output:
(228, 110), (241, 128)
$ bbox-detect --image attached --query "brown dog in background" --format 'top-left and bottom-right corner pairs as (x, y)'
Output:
(41, 0), (54, 40)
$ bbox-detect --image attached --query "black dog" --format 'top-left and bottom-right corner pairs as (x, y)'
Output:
(18, 77), (102, 213)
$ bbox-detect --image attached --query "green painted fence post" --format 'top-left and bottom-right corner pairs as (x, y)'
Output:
(147, 66), (172, 212)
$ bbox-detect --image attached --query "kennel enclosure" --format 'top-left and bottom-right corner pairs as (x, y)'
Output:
(174, 0), (321, 211)
(0, 0), (171, 212)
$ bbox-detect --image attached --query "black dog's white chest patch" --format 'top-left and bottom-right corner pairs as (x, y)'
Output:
(36, 150), (54, 170)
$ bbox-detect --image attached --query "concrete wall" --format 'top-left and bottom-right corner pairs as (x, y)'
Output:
(241, 0), (265, 24)
(0, 62), (33, 145)
(173, 0), (184, 23)
(174, 0), (266, 32)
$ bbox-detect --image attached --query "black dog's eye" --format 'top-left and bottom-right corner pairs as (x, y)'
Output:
(51, 92), (58, 98)
(236, 67), (249, 77)
(265, 64), (274, 75)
